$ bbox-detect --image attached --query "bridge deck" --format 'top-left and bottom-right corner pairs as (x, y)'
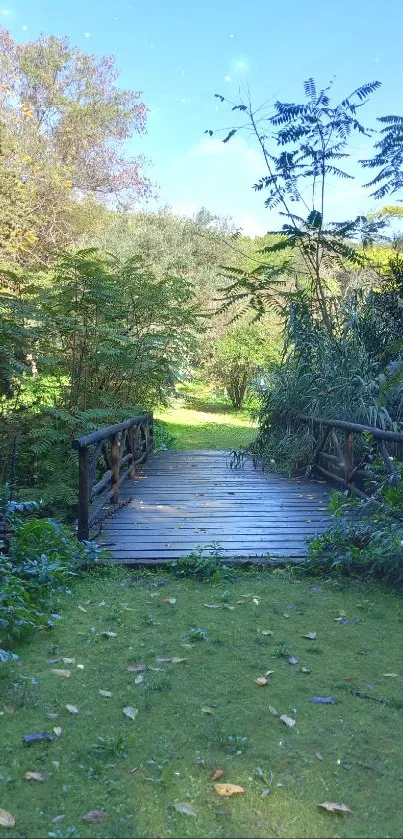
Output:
(99, 450), (331, 564)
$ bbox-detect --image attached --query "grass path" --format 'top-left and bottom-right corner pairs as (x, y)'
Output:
(1, 567), (403, 838)
(155, 381), (256, 450)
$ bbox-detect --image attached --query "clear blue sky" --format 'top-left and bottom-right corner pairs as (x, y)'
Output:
(3, 0), (403, 234)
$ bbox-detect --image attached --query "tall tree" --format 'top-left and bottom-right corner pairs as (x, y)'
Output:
(0, 27), (151, 262)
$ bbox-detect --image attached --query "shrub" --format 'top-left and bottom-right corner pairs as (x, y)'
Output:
(172, 544), (232, 581)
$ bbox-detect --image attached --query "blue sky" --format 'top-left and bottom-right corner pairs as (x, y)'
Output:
(3, 0), (403, 235)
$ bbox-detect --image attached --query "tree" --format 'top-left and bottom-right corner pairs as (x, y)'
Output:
(0, 27), (151, 262)
(209, 79), (385, 333)
(209, 326), (279, 409)
(362, 116), (403, 199)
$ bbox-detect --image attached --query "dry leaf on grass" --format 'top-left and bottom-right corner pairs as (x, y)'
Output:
(78, 605), (87, 613)
(155, 657), (172, 664)
(171, 657), (186, 664)
(301, 667), (311, 673)
(99, 690), (112, 698)
(211, 769), (225, 781)
(383, 673), (398, 677)
(214, 783), (245, 797)
(204, 604), (222, 609)
(0, 809), (15, 828)
(265, 670), (274, 677)
(65, 704), (78, 715)
(62, 658), (75, 664)
(51, 669), (71, 678)
(126, 664), (145, 672)
(24, 771), (44, 781)
(53, 727), (62, 737)
(201, 706), (214, 715)
(303, 632), (317, 640)
(280, 714), (296, 728)
(163, 597), (177, 605)
(123, 706), (138, 720)
(261, 630), (274, 636)
(3, 705), (14, 715)
(288, 656), (299, 665)
(134, 675), (144, 685)
(82, 810), (108, 822)
(255, 677), (268, 686)
(283, 613), (290, 619)
(269, 705), (278, 716)
(315, 752), (323, 761)
(319, 802), (352, 814)
(173, 802), (196, 817)
(100, 631), (117, 638)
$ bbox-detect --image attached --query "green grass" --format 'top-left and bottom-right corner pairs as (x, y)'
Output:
(155, 380), (256, 450)
(1, 566), (403, 838)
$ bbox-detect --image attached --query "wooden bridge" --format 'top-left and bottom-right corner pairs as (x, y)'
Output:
(73, 412), (403, 564)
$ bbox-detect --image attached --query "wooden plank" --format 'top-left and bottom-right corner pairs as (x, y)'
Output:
(96, 448), (331, 563)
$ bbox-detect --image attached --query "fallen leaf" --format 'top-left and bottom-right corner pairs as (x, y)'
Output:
(99, 690), (112, 698)
(65, 704), (78, 714)
(76, 664), (84, 670)
(201, 706), (214, 714)
(303, 632), (317, 640)
(155, 657), (172, 664)
(211, 769), (225, 781)
(164, 597), (177, 605)
(310, 696), (337, 704)
(53, 727), (62, 737)
(223, 604), (235, 610)
(315, 752), (323, 761)
(253, 598), (259, 605)
(173, 802), (196, 817)
(24, 771), (44, 781)
(261, 630), (274, 636)
(123, 706), (138, 720)
(51, 669), (70, 678)
(214, 783), (245, 797)
(301, 667), (311, 673)
(3, 705), (14, 715)
(280, 714), (296, 728)
(288, 656), (299, 665)
(255, 677), (268, 686)
(204, 604), (222, 609)
(283, 613), (290, 619)
(45, 713), (59, 719)
(171, 657), (186, 664)
(82, 810), (107, 822)
(23, 732), (54, 744)
(126, 664), (145, 672)
(269, 705), (278, 716)
(0, 809), (15, 828)
(100, 631), (117, 638)
(383, 673), (398, 677)
(134, 675), (144, 685)
(78, 605), (87, 613)
(319, 802), (352, 814)
(265, 670), (274, 677)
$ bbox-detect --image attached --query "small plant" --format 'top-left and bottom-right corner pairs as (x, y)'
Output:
(271, 642), (290, 659)
(172, 544), (232, 581)
(185, 627), (208, 642)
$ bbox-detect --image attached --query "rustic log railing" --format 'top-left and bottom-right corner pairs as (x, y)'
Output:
(73, 412), (153, 540)
(296, 413), (403, 503)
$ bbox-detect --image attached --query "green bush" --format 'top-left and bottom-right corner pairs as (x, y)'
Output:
(172, 545), (232, 581)
(1, 508), (108, 657)
(306, 487), (403, 586)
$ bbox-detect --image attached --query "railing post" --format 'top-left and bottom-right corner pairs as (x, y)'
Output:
(128, 424), (136, 479)
(344, 431), (353, 484)
(77, 446), (90, 541)
(111, 433), (120, 503)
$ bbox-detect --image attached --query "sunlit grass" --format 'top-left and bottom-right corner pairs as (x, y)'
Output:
(155, 379), (257, 450)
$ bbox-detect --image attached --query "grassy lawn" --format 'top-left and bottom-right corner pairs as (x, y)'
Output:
(155, 380), (257, 450)
(1, 566), (402, 838)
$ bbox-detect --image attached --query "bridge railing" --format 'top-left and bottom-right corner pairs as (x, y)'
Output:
(295, 414), (403, 504)
(73, 412), (153, 540)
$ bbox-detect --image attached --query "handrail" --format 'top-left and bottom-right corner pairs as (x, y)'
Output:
(72, 412), (153, 540)
(297, 414), (403, 444)
(294, 413), (403, 505)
